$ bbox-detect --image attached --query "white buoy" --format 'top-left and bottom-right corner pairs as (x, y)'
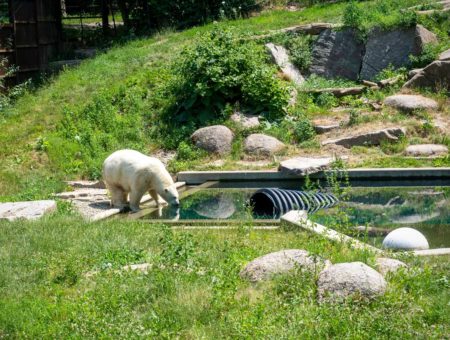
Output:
(382, 227), (429, 250)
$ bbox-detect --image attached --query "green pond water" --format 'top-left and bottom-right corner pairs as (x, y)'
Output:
(141, 187), (450, 248)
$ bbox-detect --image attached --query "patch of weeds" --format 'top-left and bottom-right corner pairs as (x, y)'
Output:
(100, 247), (147, 269)
(347, 109), (361, 126)
(380, 135), (408, 154)
(176, 141), (206, 161)
(158, 227), (199, 270)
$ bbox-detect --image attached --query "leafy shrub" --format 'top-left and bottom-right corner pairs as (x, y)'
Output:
(0, 58), (30, 114)
(292, 115), (316, 142)
(158, 28), (289, 147)
(410, 43), (443, 69)
(286, 35), (314, 71)
(176, 141), (205, 161)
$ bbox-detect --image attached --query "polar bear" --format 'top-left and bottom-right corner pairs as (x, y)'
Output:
(102, 149), (180, 212)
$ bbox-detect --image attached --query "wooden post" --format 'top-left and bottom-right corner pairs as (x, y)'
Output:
(101, 0), (109, 36)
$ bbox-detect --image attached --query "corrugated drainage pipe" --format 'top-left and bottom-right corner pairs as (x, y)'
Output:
(249, 188), (338, 218)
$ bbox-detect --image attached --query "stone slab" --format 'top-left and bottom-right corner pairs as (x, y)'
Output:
(279, 156), (334, 176)
(0, 200), (57, 221)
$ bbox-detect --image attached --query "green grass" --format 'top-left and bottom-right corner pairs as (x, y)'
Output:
(0, 214), (448, 338)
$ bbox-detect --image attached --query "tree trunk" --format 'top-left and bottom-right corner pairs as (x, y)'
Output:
(117, 0), (130, 28)
(101, 0), (109, 35)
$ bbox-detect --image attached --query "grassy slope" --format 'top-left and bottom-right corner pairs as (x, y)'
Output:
(0, 4), (346, 200)
(0, 214), (448, 338)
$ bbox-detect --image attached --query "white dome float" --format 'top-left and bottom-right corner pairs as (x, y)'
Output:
(382, 227), (429, 251)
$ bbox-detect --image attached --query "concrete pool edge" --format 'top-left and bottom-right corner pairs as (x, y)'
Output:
(177, 168), (450, 185)
(281, 210), (450, 257)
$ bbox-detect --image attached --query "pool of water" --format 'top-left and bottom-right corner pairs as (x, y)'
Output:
(140, 186), (450, 248)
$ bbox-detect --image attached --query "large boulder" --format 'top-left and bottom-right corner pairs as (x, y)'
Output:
(0, 200), (57, 221)
(309, 28), (364, 80)
(244, 134), (286, 157)
(405, 144), (448, 157)
(382, 227), (429, 250)
(266, 43), (305, 86)
(375, 258), (407, 277)
(279, 156), (334, 176)
(384, 94), (438, 113)
(439, 48), (450, 61)
(317, 262), (387, 302)
(191, 125), (234, 155)
(403, 60), (450, 91)
(361, 25), (437, 80)
(322, 127), (405, 148)
(240, 249), (331, 282)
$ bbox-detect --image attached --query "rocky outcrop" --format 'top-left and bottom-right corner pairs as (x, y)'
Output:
(309, 29), (364, 81)
(403, 60), (450, 90)
(240, 249), (331, 282)
(243, 134), (286, 157)
(405, 144), (448, 157)
(361, 25), (437, 80)
(314, 123), (340, 134)
(191, 125), (234, 155)
(375, 258), (407, 277)
(279, 156), (334, 176)
(439, 48), (450, 61)
(322, 127), (405, 148)
(0, 200), (57, 221)
(317, 262), (387, 302)
(266, 43), (305, 86)
(384, 94), (438, 113)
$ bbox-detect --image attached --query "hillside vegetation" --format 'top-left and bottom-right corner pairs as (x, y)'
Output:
(0, 0), (449, 201)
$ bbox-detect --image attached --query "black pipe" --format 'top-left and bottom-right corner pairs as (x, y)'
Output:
(249, 188), (338, 218)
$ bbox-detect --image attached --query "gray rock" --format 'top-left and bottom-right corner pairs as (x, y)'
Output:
(322, 127), (405, 148)
(309, 29), (364, 80)
(403, 60), (450, 91)
(439, 48), (450, 61)
(191, 125), (234, 155)
(192, 194), (236, 219)
(405, 144), (448, 156)
(384, 94), (438, 112)
(314, 123), (340, 134)
(244, 134), (286, 157)
(317, 262), (387, 302)
(382, 227), (429, 250)
(361, 25), (437, 80)
(230, 112), (260, 129)
(266, 43), (305, 86)
(240, 249), (331, 282)
(375, 258), (407, 276)
(279, 156), (334, 176)
(408, 68), (423, 79)
(66, 180), (106, 189)
(0, 200), (57, 221)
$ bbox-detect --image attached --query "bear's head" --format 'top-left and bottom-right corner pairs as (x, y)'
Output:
(160, 184), (180, 207)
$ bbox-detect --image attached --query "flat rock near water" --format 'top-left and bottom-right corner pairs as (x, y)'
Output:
(384, 94), (438, 112)
(266, 43), (304, 86)
(243, 134), (286, 157)
(240, 249), (331, 282)
(405, 144), (448, 157)
(361, 25), (437, 80)
(309, 28), (364, 80)
(322, 127), (405, 148)
(279, 156), (334, 175)
(0, 200), (57, 221)
(191, 125), (234, 155)
(317, 262), (387, 302)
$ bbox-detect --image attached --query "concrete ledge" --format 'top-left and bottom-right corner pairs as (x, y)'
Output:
(177, 168), (450, 185)
(411, 248), (450, 256)
(281, 210), (384, 254)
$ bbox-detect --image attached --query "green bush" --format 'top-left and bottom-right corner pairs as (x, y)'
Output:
(292, 115), (316, 142)
(158, 28), (289, 147)
(286, 35), (314, 71)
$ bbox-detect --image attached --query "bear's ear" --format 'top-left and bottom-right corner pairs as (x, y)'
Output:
(165, 189), (168, 192)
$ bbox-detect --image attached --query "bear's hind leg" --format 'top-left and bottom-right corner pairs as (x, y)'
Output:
(109, 185), (128, 210)
(129, 187), (147, 212)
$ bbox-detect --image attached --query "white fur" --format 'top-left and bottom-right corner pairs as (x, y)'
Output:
(102, 149), (179, 211)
